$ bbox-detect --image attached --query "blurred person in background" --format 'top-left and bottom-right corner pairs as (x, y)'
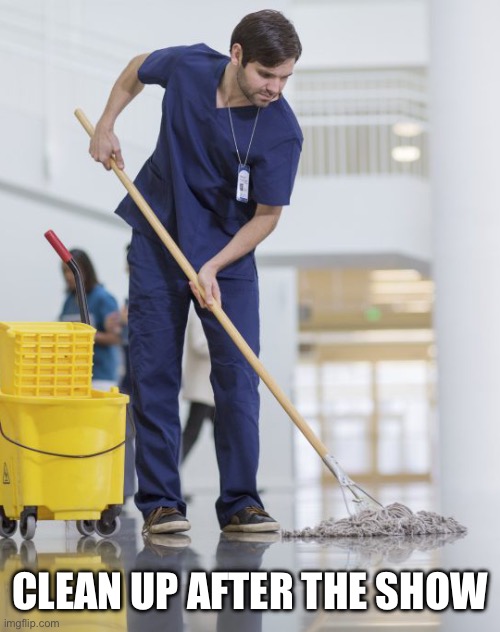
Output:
(107, 243), (137, 502)
(59, 248), (121, 391)
(181, 305), (215, 464)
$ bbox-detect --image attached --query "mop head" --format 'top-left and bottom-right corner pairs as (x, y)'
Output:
(282, 502), (467, 539)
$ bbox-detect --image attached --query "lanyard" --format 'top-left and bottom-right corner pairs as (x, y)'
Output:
(227, 105), (260, 166)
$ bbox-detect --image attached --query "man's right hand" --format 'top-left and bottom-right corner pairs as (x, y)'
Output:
(87, 53), (148, 172)
(89, 124), (124, 171)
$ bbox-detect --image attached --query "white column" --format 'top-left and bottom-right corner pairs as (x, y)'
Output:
(431, 2), (499, 629)
(431, 0), (500, 503)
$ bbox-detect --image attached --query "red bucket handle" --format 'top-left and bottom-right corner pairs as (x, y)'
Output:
(44, 230), (91, 325)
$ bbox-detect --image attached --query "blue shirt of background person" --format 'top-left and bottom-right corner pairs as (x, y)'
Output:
(59, 249), (121, 382)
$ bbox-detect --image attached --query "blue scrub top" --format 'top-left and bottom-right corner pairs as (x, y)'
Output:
(115, 44), (303, 280)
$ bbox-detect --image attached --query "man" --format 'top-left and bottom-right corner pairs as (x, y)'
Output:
(89, 10), (302, 535)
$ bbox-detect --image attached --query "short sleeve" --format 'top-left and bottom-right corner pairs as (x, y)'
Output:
(251, 138), (302, 207)
(138, 46), (188, 88)
(95, 288), (119, 332)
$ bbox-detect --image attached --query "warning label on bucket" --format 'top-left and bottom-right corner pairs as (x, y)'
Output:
(3, 462), (10, 484)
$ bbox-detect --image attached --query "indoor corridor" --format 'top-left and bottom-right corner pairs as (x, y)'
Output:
(1, 2), (497, 628)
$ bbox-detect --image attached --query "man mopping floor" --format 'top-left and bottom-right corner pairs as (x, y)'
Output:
(85, 10), (303, 536)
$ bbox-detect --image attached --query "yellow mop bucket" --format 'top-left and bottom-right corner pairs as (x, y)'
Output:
(0, 321), (95, 398)
(0, 388), (128, 539)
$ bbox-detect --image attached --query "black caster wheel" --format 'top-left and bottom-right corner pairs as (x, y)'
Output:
(94, 516), (121, 538)
(76, 520), (96, 537)
(20, 515), (36, 541)
(0, 517), (17, 538)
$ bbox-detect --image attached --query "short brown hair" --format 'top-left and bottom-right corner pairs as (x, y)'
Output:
(230, 10), (302, 67)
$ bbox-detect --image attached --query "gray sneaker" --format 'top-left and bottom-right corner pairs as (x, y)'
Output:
(222, 507), (280, 533)
(143, 507), (191, 534)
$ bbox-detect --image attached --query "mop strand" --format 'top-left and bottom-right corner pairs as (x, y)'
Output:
(282, 502), (467, 538)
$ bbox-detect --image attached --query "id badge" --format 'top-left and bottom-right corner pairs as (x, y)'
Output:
(236, 164), (250, 203)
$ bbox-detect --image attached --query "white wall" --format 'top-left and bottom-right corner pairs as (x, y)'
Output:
(0, 0), (430, 492)
(0, 188), (129, 322)
(259, 175), (431, 273)
(294, 0), (429, 69)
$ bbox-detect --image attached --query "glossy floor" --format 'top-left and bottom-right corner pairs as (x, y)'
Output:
(0, 483), (494, 631)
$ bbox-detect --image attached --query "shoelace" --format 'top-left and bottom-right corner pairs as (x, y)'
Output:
(142, 507), (180, 533)
(244, 507), (270, 517)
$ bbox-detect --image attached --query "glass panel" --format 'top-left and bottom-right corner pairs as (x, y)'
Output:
(321, 362), (373, 415)
(294, 363), (320, 416)
(328, 416), (371, 473)
(294, 358), (435, 481)
(321, 362), (372, 475)
(376, 361), (432, 474)
(293, 364), (322, 483)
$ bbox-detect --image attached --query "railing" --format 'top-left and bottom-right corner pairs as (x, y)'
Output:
(292, 68), (428, 178)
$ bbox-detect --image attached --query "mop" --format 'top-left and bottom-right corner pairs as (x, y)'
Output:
(282, 502), (467, 539)
(74, 109), (466, 538)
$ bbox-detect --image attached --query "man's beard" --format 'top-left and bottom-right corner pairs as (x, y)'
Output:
(236, 68), (277, 107)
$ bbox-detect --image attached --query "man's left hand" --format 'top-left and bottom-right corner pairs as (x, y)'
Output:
(190, 263), (221, 309)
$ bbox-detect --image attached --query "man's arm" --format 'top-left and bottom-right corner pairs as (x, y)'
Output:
(190, 203), (283, 308)
(89, 53), (149, 170)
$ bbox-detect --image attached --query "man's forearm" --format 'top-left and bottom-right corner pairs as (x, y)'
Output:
(90, 53), (149, 169)
(98, 53), (149, 129)
(206, 205), (282, 274)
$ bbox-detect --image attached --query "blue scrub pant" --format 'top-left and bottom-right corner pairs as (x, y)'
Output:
(127, 230), (263, 528)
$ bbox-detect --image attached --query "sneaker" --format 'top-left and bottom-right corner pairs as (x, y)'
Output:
(222, 507), (280, 533)
(143, 533), (192, 557)
(142, 507), (191, 534)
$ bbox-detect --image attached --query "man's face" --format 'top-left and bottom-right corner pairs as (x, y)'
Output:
(236, 58), (295, 107)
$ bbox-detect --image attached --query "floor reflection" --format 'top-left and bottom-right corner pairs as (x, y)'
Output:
(0, 535), (127, 631)
(0, 486), (494, 631)
(128, 531), (279, 632)
(288, 530), (467, 568)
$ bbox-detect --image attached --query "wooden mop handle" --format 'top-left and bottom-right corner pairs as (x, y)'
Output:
(74, 108), (328, 459)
